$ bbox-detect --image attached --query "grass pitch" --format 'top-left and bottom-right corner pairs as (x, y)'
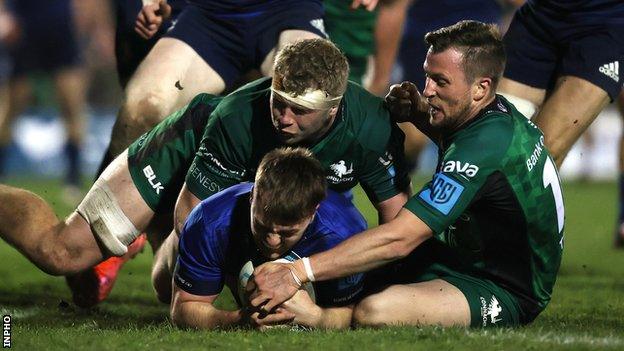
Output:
(1, 178), (623, 350)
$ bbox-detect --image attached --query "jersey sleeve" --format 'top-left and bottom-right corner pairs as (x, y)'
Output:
(184, 105), (249, 200)
(404, 117), (513, 233)
(297, 199), (368, 307)
(174, 204), (226, 296)
(357, 108), (411, 203)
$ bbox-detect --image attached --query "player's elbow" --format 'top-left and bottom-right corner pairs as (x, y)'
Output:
(170, 304), (193, 330)
(385, 238), (415, 260)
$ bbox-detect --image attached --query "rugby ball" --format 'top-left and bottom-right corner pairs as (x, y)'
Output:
(237, 259), (316, 307)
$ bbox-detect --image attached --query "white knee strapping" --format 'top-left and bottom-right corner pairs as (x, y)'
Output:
(76, 179), (140, 256)
(498, 92), (538, 119)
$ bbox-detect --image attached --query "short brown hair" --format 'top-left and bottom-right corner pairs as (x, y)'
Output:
(273, 38), (349, 97)
(254, 147), (327, 223)
(425, 20), (505, 90)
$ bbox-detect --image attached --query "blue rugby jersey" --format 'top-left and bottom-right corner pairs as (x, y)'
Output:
(174, 183), (367, 307)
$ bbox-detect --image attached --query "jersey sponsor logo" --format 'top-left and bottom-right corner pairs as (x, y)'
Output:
(142, 165), (164, 194)
(189, 163), (222, 194)
(418, 173), (464, 215)
(526, 135), (545, 172)
(197, 146), (246, 178)
(329, 160), (354, 178)
(310, 18), (327, 37)
(599, 61), (619, 82)
(480, 295), (503, 327)
(442, 160), (479, 178)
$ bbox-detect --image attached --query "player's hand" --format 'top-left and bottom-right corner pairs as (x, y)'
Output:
(135, 0), (172, 40)
(350, 0), (379, 11)
(281, 289), (321, 327)
(242, 306), (295, 330)
(385, 81), (428, 123)
(249, 262), (301, 315)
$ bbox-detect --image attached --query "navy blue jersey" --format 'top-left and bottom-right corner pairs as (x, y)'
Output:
(187, 0), (321, 13)
(174, 183), (367, 307)
(525, 0), (624, 24)
(7, 0), (72, 22)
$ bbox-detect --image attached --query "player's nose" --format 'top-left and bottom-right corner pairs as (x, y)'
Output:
(265, 233), (281, 247)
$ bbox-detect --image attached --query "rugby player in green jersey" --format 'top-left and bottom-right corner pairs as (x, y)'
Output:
(0, 38), (411, 306)
(251, 21), (565, 328)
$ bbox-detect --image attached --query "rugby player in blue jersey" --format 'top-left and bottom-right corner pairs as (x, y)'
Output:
(164, 147), (366, 329)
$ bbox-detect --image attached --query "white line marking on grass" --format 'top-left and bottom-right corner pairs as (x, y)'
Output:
(466, 330), (624, 348)
(0, 307), (40, 319)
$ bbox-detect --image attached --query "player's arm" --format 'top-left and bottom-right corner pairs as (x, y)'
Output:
(277, 290), (354, 329)
(375, 192), (410, 224)
(365, 0), (410, 96)
(359, 115), (412, 224)
(251, 209), (432, 311)
(170, 286), (242, 329)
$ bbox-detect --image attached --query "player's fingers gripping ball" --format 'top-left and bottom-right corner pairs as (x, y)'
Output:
(239, 260), (315, 310)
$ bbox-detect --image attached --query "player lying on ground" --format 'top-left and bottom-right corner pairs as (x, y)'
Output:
(250, 21), (565, 328)
(0, 38), (410, 307)
(164, 147), (366, 330)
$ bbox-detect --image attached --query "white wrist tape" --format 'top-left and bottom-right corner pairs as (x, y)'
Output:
(302, 257), (315, 282)
(272, 87), (342, 110)
(76, 179), (140, 256)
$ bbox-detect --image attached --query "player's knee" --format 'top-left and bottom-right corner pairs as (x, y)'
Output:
(352, 294), (392, 327)
(123, 87), (173, 129)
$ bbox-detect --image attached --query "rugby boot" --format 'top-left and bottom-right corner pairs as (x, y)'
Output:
(66, 233), (148, 308)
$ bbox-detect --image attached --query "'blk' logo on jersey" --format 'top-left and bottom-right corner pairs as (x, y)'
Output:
(419, 173), (464, 215)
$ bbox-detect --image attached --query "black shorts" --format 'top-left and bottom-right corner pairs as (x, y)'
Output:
(9, 16), (82, 77)
(164, 2), (327, 89)
(504, 6), (624, 100)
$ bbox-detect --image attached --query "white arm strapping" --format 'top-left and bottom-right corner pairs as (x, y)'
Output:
(76, 179), (140, 256)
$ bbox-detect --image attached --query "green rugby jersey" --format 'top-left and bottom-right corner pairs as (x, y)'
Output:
(186, 77), (410, 205)
(405, 96), (564, 318)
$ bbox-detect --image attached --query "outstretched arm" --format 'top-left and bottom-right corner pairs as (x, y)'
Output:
(250, 209), (433, 313)
(170, 286), (243, 329)
(279, 290), (354, 329)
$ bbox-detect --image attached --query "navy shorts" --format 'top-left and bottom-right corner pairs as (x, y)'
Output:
(165, 2), (327, 89)
(9, 14), (81, 77)
(399, 0), (502, 90)
(504, 6), (624, 101)
(0, 44), (10, 84)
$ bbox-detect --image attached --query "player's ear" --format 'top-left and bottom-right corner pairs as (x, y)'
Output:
(473, 77), (492, 101)
(328, 105), (339, 118)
